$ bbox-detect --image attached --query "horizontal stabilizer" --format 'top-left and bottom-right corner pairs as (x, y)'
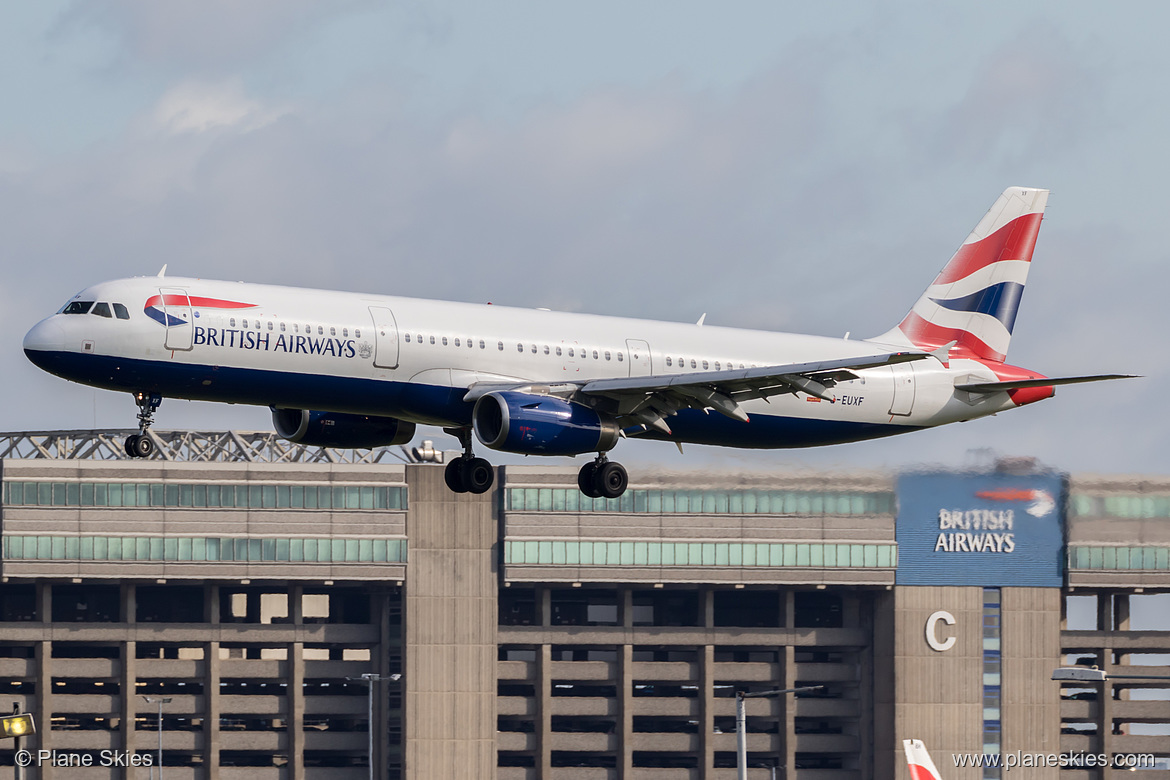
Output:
(956, 374), (1137, 394)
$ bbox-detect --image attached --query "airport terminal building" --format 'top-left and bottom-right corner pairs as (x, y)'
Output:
(0, 430), (1167, 780)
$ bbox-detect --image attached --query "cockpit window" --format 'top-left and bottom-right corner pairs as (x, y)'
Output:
(91, 302), (112, 318)
(113, 303), (130, 320)
(62, 301), (94, 315)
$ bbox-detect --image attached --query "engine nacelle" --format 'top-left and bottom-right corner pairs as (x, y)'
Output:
(473, 391), (619, 456)
(272, 408), (416, 448)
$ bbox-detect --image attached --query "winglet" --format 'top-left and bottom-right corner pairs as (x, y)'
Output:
(157, 264), (168, 278)
(696, 313), (706, 326)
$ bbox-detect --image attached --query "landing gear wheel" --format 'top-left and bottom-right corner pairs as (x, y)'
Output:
(462, 457), (495, 494)
(578, 462), (601, 498)
(445, 459), (469, 493)
(595, 461), (628, 499)
(124, 433), (153, 459)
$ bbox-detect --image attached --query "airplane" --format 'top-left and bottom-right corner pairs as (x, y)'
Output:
(23, 186), (1131, 499)
(903, 739), (943, 780)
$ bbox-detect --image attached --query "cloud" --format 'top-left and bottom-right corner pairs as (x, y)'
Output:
(60, 0), (376, 71)
(149, 79), (288, 135)
(929, 24), (1105, 165)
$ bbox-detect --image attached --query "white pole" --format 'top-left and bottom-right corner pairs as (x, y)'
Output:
(157, 699), (163, 779)
(367, 676), (375, 780)
(736, 692), (748, 780)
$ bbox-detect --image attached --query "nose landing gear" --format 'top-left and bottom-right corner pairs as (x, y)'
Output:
(442, 427), (495, 494)
(578, 455), (628, 499)
(124, 392), (162, 459)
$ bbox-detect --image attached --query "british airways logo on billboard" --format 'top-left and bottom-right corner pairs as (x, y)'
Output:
(896, 472), (1066, 587)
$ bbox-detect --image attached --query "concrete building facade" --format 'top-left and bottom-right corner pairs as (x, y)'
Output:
(0, 434), (1166, 780)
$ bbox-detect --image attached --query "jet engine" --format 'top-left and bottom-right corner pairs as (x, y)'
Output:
(272, 408), (416, 448)
(472, 391), (619, 456)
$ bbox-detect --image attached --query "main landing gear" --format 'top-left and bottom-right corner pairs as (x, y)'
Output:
(578, 454), (628, 499)
(124, 392), (161, 459)
(443, 427), (495, 494)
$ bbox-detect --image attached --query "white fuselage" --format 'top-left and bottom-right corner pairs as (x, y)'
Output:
(23, 275), (1030, 450)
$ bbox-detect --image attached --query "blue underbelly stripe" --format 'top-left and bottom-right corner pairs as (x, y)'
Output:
(25, 349), (919, 448)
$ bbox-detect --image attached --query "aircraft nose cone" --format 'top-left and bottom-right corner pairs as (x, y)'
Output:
(23, 318), (66, 369)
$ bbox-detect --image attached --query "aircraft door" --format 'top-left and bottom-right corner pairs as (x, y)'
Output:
(369, 307), (400, 369)
(159, 287), (194, 351)
(626, 339), (652, 377)
(888, 363), (916, 416)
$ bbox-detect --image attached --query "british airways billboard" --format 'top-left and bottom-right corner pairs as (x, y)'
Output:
(895, 472), (1066, 587)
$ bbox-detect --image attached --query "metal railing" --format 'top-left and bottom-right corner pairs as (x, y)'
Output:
(0, 430), (410, 464)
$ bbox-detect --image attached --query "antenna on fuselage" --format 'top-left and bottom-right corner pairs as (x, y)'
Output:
(157, 264), (168, 278)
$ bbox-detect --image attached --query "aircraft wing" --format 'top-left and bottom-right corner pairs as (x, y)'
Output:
(578, 351), (930, 433)
(465, 350), (932, 435)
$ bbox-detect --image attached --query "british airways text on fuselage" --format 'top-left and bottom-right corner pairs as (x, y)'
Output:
(192, 326), (358, 359)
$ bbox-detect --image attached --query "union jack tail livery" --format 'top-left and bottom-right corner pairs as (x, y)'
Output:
(876, 187), (1048, 362)
(903, 739), (943, 780)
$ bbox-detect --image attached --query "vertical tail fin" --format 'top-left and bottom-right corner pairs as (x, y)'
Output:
(873, 187), (1049, 363)
(903, 739), (943, 780)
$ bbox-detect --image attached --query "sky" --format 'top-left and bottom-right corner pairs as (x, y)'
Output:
(1, 1), (1167, 479)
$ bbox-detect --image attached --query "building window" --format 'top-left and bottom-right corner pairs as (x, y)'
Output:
(2, 481), (407, 511)
(505, 487), (892, 515)
(503, 540), (896, 569)
(3, 535), (407, 564)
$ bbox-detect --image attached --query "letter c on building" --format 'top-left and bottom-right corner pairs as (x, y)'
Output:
(925, 610), (956, 652)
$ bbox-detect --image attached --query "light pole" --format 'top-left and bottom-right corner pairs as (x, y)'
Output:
(735, 685), (823, 780)
(346, 673), (401, 780)
(142, 696), (172, 780)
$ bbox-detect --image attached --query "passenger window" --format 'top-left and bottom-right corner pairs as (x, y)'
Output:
(330, 327), (336, 336)
(280, 322), (286, 332)
(690, 359), (697, 368)
(242, 319), (248, 328)
(442, 337), (448, 346)
(430, 336), (436, 345)
(517, 343), (523, 352)
(343, 328), (348, 337)
(230, 318), (237, 328)
(556, 346), (563, 356)
(355, 329), (361, 338)
(604, 351), (611, 361)
(479, 340), (485, 349)
(666, 357), (672, 367)
(415, 334), (421, 343)
(63, 301), (94, 315)
(468, 339), (473, 349)
(497, 341), (504, 351)
(267, 321), (273, 331)
(405, 334), (411, 343)
(592, 350), (598, 359)
(91, 302), (112, 318)
(317, 326), (323, 335)
(702, 360), (709, 370)
(454, 338), (461, 347)
(113, 303), (130, 320)
(714, 361), (720, 370)
(617, 352), (623, 362)
(531, 345), (537, 353)
(567, 348), (574, 357)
